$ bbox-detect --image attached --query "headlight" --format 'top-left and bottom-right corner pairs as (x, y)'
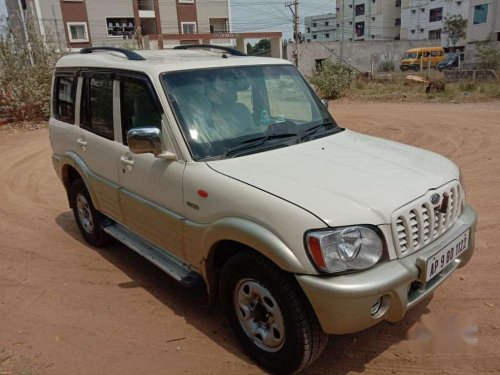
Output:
(306, 226), (383, 274)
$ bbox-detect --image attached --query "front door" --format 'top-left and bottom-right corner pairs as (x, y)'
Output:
(115, 73), (186, 259)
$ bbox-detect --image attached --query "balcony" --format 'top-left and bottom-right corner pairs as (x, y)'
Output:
(209, 18), (230, 33)
(139, 0), (155, 18)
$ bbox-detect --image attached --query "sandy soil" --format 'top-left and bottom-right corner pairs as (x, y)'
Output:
(1, 102), (499, 374)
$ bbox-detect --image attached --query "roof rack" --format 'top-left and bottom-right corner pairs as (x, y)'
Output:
(173, 44), (247, 57)
(80, 47), (145, 61)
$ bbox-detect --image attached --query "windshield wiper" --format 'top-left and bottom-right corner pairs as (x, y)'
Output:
(224, 133), (298, 159)
(300, 121), (338, 141)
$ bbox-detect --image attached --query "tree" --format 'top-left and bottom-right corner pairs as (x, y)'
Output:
(247, 39), (271, 56)
(443, 15), (467, 51)
(476, 42), (500, 69)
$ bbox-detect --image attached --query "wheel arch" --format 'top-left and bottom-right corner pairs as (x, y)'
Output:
(59, 152), (100, 210)
(200, 217), (307, 299)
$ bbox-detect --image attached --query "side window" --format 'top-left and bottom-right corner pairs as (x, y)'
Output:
(120, 78), (161, 144)
(53, 75), (76, 123)
(81, 74), (114, 140)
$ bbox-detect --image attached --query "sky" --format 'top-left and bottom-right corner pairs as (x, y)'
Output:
(231, 0), (335, 39)
(0, 0), (335, 38)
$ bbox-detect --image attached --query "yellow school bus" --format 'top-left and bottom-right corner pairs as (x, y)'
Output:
(400, 47), (445, 71)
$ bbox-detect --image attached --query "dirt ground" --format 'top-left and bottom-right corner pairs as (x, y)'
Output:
(1, 102), (499, 375)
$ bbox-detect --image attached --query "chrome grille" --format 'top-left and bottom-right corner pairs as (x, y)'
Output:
(391, 181), (463, 257)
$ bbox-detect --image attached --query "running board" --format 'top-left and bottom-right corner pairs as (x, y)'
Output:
(103, 223), (202, 287)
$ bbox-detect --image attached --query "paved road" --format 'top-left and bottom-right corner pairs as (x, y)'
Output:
(1, 102), (499, 374)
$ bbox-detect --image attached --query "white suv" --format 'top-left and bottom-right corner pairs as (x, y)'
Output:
(50, 46), (477, 374)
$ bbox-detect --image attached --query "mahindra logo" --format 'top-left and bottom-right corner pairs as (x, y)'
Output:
(430, 193), (440, 205)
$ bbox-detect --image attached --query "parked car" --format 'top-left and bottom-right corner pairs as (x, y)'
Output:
(50, 46), (477, 374)
(400, 46), (445, 71)
(437, 53), (462, 71)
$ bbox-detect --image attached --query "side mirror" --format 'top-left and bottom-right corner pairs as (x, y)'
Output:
(321, 99), (329, 109)
(127, 127), (176, 160)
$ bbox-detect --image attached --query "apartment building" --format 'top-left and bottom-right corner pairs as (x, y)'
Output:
(305, 13), (337, 42)
(336, 0), (402, 41)
(466, 0), (500, 43)
(6, 0), (231, 50)
(464, 0), (500, 65)
(400, 0), (469, 48)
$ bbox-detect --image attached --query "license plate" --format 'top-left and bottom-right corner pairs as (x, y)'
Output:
(426, 230), (470, 282)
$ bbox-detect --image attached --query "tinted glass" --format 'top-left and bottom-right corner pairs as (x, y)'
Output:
(121, 79), (161, 144)
(54, 76), (76, 123)
(82, 76), (114, 140)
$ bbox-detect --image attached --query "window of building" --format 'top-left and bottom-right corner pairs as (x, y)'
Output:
(395, 18), (401, 26)
(106, 17), (135, 38)
(355, 21), (365, 37)
(306, 27), (310, 33)
(313, 22), (317, 27)
(411, 29), (415, 34)
(429, 29), (441, 39)
(325, 21), (329, 26)
(81, 75), (114, 140)
(355, 4), (365, 16)
(497, 32), (500, 41)
(429, 7), (443, 22)
(473, 4), (489, 25)
(421, 8), (425, 13)
(395, 0), (401, 7)
(53, 75), (76, 124)
(67, 22), (88, 43)
(411, 9), (416, 14)
(313, 34), (317, 39)
(372, 17), (376, 21)
(181, 22), (197, 34)
(120, 78), (161, 145)
(325, 33), (330, 38)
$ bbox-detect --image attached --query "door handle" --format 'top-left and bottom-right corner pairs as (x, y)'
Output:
(77, 138), (87, 147)
(120, 155), (134, 166)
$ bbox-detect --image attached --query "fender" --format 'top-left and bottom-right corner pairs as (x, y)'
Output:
(194, 217), (308, 292)
(57, 151), (99, 208)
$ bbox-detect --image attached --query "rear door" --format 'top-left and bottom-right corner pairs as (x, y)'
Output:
(115, 72), (186, 259)
(76, 71), (123, 221)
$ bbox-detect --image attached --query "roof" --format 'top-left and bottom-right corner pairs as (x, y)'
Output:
(405, 46), (445, 52)
(55, 49), (292, 76)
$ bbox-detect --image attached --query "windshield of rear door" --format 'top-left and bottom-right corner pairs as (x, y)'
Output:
(160, 64), (338, 161)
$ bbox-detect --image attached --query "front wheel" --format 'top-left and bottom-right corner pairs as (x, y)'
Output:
(219, 251), (328, 374)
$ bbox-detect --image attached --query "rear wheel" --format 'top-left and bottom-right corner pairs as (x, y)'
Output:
(70, 179), (109, 247)
(220, 251), (328, 374)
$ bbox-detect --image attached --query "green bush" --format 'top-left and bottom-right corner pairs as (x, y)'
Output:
(0, 22), (59, 121)
(477, 42), (500, 70)
(310, 59), (353, 99)
(379, 59), (395, 72)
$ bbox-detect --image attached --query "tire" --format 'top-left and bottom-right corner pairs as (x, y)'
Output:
(70, 179), (109, 247)
(219, 251), (328, 374)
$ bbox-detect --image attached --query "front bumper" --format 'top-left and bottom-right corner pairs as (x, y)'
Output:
(296, 205), (477, 335)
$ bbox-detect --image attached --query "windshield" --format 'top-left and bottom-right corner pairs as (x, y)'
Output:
(445, 53), (457, 61)
(161, 65), (337, 160)
(404, 52), (417, 59)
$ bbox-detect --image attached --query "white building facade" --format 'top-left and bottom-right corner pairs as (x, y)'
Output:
(400, 0), (470, 48)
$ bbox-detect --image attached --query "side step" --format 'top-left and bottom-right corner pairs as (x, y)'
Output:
(103, 223), (203, 287)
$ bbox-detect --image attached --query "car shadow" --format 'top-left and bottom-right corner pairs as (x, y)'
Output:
(55, 211), (432, 374)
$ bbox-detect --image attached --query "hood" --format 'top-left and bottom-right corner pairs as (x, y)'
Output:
(207, 130), (458, 227)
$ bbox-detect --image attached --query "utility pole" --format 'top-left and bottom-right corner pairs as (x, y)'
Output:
(340, 0), (344, 60)
(285, 1), (299, 67)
